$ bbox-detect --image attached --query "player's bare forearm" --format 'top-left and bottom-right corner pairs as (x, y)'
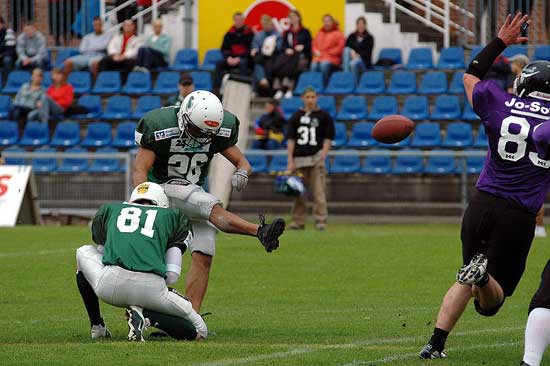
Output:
(133, 147), (156, 187)
(221, 146), (251, 174)
(209, 204), (258, 236)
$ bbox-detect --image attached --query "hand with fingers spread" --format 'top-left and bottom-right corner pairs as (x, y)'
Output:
(498, 13), (530, 46)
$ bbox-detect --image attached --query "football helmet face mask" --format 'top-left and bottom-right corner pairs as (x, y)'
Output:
(177, 90), (224, 149)
(129, 182), (169, 208)
(513, 61), (550, 101)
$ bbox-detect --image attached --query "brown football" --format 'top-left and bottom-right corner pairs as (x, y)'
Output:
(372, 115), (414, 144)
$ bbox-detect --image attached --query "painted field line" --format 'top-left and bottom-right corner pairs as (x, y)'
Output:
(0, 249), (74, 258)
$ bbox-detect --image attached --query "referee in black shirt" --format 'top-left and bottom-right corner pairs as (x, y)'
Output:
(286, 86), (335, 230)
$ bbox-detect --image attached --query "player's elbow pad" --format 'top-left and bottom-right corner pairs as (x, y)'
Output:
(165, 271), (180, 285)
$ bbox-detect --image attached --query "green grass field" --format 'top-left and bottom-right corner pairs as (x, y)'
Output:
(0, 224), (548, 365)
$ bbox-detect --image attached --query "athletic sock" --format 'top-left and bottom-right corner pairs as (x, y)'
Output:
(429, 327), (449, 351)
(143, 309), (197, 341)
(523, 307), (550, 366)
(76, 271), (103, 327)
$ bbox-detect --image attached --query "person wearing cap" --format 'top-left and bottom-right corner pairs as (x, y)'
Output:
(165, 73), (194, 107)
(286, 86), (334, 230)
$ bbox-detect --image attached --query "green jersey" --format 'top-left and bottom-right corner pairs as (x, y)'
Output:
(92, 202), (192, 278)
(135, 107), (239, 186)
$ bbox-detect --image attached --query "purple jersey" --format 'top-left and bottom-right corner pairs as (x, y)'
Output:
(473, 80), (550, 214)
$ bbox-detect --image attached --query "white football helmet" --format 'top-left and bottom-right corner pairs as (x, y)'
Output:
(177, 90), (224, 148)
(129, 182), (169, 208)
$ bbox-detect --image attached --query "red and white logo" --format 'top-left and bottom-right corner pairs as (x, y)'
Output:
(244, 0), (295, 33)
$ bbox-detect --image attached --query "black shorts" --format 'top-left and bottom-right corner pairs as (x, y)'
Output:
(529, 260), (550, 313)
(461, 190), (536, 297)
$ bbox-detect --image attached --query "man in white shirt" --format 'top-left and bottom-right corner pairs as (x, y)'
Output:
(64, 17), (112, 75)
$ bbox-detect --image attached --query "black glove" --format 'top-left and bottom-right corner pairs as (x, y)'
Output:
(256, 214), (285, 253)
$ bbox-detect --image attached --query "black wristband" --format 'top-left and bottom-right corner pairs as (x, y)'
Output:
(466, 37), (507, 80)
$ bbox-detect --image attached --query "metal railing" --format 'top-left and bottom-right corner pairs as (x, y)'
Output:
(100, 0), (175, 34)
(383, 0), (476, 48)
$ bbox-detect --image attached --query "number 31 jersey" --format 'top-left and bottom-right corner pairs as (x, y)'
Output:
(92, 202), (192, 278)
(135, 107), (239, 186)
(473, 80), (550, 214)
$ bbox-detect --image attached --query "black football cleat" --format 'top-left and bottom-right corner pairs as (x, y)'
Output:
(457, 253), (488, 285)
(257, 214), (285, 253)
(419, 343), (447, 359)
(126, 306), (146, 342)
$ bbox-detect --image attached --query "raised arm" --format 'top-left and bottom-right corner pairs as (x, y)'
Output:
(133, 147), (156, 187)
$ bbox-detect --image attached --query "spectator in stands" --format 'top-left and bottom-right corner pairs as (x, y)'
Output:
(271, 9), (312, 99)
(16, 22), (48, 70)
(134, 19), (172, 72)
(253, 98), (285, 149)
(310, 14), (345, 84)
(93, 19), (142, 82)
(286, 86), (334, 231)
(251, 14), (282, 96)
(0, 16), (16, 76)
(165, 73), (194, 107)
(8, 68), (44, 127)
(34, 68), (74, 123)
(343, 16), (373, 81)
(507, 54), (529, 92)
(63, 17), (112, 75)
(213, 12), (254, 93)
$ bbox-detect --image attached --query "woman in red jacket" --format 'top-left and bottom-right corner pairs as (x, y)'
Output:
(37, 67), (74, 123)
(310, 14), (345, 83)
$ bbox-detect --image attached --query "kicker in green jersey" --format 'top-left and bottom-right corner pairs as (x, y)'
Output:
(135, 107), (239, 186)
(92, 202), (192, 278)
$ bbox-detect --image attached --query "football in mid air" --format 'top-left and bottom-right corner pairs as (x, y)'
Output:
(372, 115), (414, 144)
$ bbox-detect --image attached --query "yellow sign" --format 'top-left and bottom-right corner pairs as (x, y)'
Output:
(198, 0), (345, 61)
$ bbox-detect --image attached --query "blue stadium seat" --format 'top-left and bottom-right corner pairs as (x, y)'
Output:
(369, 96), (398, 120)
(0, 95), (11, 118)
(393, 151), (423, 174)
(502, 45), (528, 58)
(103, 95), (132, 119)
(337, 96), (368, 121)
(332, 122), (347, 148)
(81, 122), (112, 147)
(3, 146), (26, 165)
(153, 71), (179, 94)
(465, 154), (486, 174)
(171, 49), (199, 71)
(281, 97), (303, 119)
(430, 95), (461, 120)
(324, 71), (355, 94)
(3, 71), (31, 93)
(418, 71), (447, 94)
(58, 147), (89, 173)
(133, 96), (161, 119)
(269, 155), (287, 173)
(348, 122), (377, 148)
(534, 45), (550, 61)
(89, 147), (120, 173)
(424, 153), (457, 174)
(32, 147), (57, 173)
(112, 121), (137, 148)
(294, 71), (324, 95)
(92, 71), (121, 94)
(406, 47), (434, 70)
(387, 71), (416, 94)
(474, 125), (488, 147)
(54, 48), (79, 68)
(462, 101), (479, 121)
(401, 95), (429, 120)
(443, 122), (473, 147)
(0, 121), (19, 146)
(356, 71), (385, 94)
(75, 94), (102, 119)
(468, 45), (484, 63)
(19, 121), (49, 147)
(190, 71), (213, 91)
(330, 154), (360, 173)
(122, 72), (151, 94)
(42, 71), (52, 89)
(437, 47), (465, 69)
(376, 48), (402, 66)
(50, 121), (80, 147)
(449, 71), (464, 94)
(360, 152), (391, 174)
(200, 49), (223, 71)
(411, 122), (441, 148)
(317, 95), (336, 118)
(68, 71), (92, 94)
(247, 155), (268, 173)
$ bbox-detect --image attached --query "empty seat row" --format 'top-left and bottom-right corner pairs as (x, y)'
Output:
(247, 152), (486, 174)
(281, 95), (478, 121)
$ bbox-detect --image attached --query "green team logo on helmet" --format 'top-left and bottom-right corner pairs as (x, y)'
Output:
(186, 95), (195, 110)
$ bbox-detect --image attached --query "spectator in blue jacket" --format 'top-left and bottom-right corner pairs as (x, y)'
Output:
(134, 19), (172, 71)
(16, 22), (48, 70)
(251, 14), (282, 95)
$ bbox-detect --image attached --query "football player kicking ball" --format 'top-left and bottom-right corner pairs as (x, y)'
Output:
(76, 182), (207, 341)
(134, 90), (285, 312)
(420, 13), (550, 358)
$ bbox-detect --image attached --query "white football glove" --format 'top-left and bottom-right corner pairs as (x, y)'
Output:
(231, 169), (249, 191)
